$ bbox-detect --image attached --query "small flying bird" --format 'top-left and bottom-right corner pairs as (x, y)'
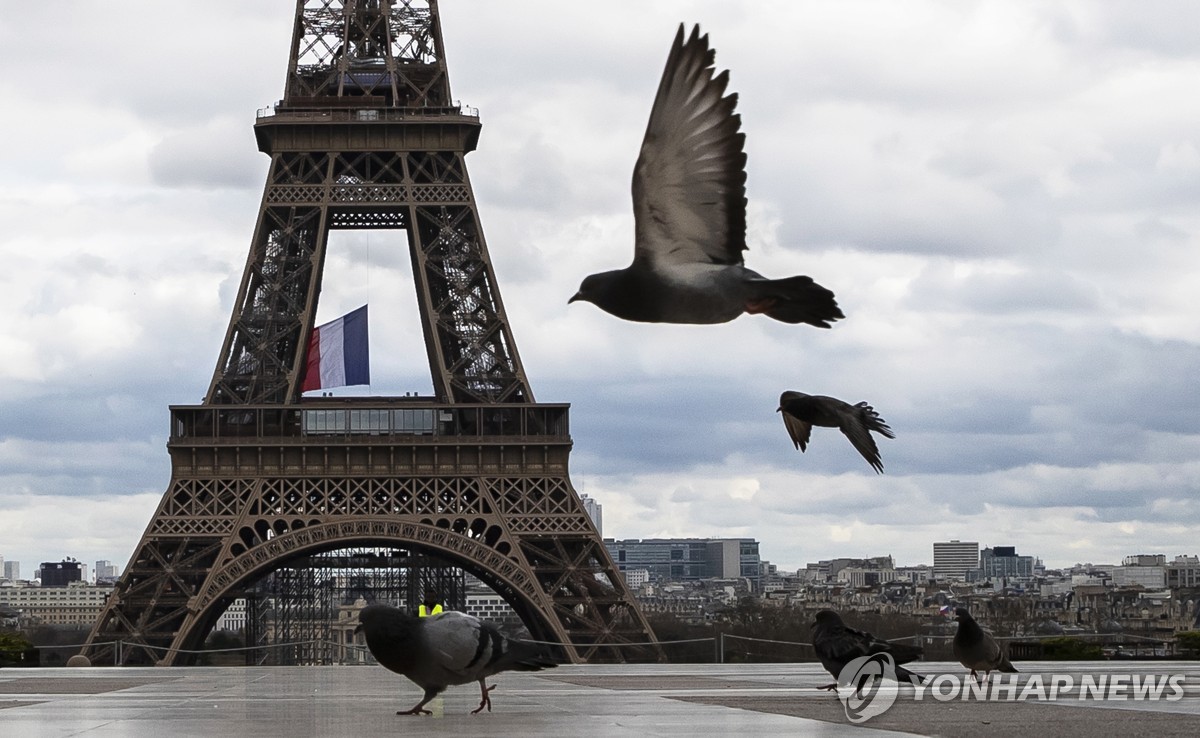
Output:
(811, 610), (926, 691)
(355, 604), (557, 715)
(568, 24), (843, 328)
(952, 607), (1018, 684)
(777, 391), (895, 473)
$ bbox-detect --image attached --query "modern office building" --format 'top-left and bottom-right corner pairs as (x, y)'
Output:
(1168, 556), (1200, 588)
(1112, 554), (1168, 588)
(979, 546), (1036, 581)
(39, 560), (84, 587)
(933, 540), (979, 581)
(3, 561), (19, 581)
(604, 538), (762, 589)
(579, 494), (603, 537)
(95, 560), (120, 584)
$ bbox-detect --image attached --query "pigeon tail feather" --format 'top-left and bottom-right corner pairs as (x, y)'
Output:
(854, 402), (896, 439)
(755, 275), (844, 327)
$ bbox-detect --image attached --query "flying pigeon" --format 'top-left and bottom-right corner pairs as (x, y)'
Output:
(811, 609), (925, 691)
(355, 604), (557, 715)
(952, 607), (1018, 683)
(568, 24), (843, 328)
(777, 391), (895, 473)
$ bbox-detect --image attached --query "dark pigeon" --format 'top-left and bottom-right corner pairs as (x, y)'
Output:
(355, 604), (557, 715)
(953, 607), (1018, 683)
(568, 24), (842, 328)
(811, 610), (925, 691)
(778, 391), (895, 473)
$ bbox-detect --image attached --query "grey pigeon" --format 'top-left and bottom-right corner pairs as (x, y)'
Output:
(953, 607), (1017, 683)
(355, 604), (556, 715)
(811, 609), (925, 691)
(568, 24), (843, 328)
(777, 391), (895, 473)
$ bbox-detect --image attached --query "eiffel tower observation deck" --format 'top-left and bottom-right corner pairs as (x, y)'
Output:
(82, 0), (659, 666)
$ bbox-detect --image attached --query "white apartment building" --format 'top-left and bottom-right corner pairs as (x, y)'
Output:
(933, 540), (979, 580)
(0, 582), (113, 626)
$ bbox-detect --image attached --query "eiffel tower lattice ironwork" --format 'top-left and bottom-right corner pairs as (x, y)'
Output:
(82, 0), (659, 666)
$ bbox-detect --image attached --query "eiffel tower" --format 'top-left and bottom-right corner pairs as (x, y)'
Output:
(82, 0), (658, 666)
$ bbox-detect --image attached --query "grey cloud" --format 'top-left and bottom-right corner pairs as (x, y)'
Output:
(149, 120), (262, 189)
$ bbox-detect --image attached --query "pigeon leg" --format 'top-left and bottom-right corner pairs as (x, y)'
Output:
(969, 669), (978, 684)
(744, 298), (776, 314)
(397, 687), (438, 716)
(818, 682), (839, 691)
(471, 679), (495, 714)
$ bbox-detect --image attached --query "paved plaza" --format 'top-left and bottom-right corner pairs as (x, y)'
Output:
(2, 661), (1199, 736)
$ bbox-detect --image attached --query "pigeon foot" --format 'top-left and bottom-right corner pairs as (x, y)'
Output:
(744, 297), (776, 314)
(397, 707), (432, 716)
(471, 682), (496, 714)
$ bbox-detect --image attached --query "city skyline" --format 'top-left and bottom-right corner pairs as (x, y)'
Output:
(4, 539), (1197, 583)
(1, 1), (1198, 574)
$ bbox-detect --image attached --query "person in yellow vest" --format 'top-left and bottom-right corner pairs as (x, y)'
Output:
(417, 589), (443, 618)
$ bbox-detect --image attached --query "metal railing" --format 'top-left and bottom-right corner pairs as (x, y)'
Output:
(169, 403), (570, 443)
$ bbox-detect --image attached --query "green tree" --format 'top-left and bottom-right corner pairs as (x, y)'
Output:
(0, 630), (37, 667)
(1175, 631), (1200, 657)
(1040, 637), (1103, 660)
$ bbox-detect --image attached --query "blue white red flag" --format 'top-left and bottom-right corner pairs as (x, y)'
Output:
(302, 305), (369, 391)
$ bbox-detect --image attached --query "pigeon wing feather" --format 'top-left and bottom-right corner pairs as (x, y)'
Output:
(782, 411), (813, 452)
(837, 412), (885, 473)
(632, 24), (747, 269)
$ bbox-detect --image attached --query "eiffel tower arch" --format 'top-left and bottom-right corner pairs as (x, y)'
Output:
(82, 0), (659, 666)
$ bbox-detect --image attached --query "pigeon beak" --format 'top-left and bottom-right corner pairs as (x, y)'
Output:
(568, 291), (581, 304)
(775, 406), (782, 413)
(353, 624), (362, 635)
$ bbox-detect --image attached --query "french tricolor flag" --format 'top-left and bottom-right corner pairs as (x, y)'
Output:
(301, 305), (370, 392)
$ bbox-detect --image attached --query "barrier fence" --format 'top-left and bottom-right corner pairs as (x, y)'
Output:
(7, 630), (1177, 666)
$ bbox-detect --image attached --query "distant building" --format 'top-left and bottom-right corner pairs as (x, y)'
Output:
(801, 556), (897, 584)
(621, 568), (650, 589)
(1123, 554), (1167, 567)
(604, 538), (762, 590)
(979, 546), (1036, 581)
(95, 560), (120, 583)
(39, 560), (84, 587)
(0, 582), (113, 626)
(933, 540), (979, 581)
(3, 561), (19, 581)
(1168, 555), (1200, 588)
(215, 598), (248, 631)
(1112, 559), (1167, 589)
(464, 589), (521, 628)
(895, 565), (934, 583)
(579, 494), (603, 537)
(837, 567), (896, 588)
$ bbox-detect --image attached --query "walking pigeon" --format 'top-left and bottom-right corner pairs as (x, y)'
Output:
(568, 24), (843, 328)
(952, 607), (1018, 683)
(355, 604), (557, 715)
(811, 609), (925, 691)
(777, 391), (895, 473)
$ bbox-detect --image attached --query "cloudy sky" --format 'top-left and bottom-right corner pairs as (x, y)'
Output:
(1, 1), (1198, 577)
